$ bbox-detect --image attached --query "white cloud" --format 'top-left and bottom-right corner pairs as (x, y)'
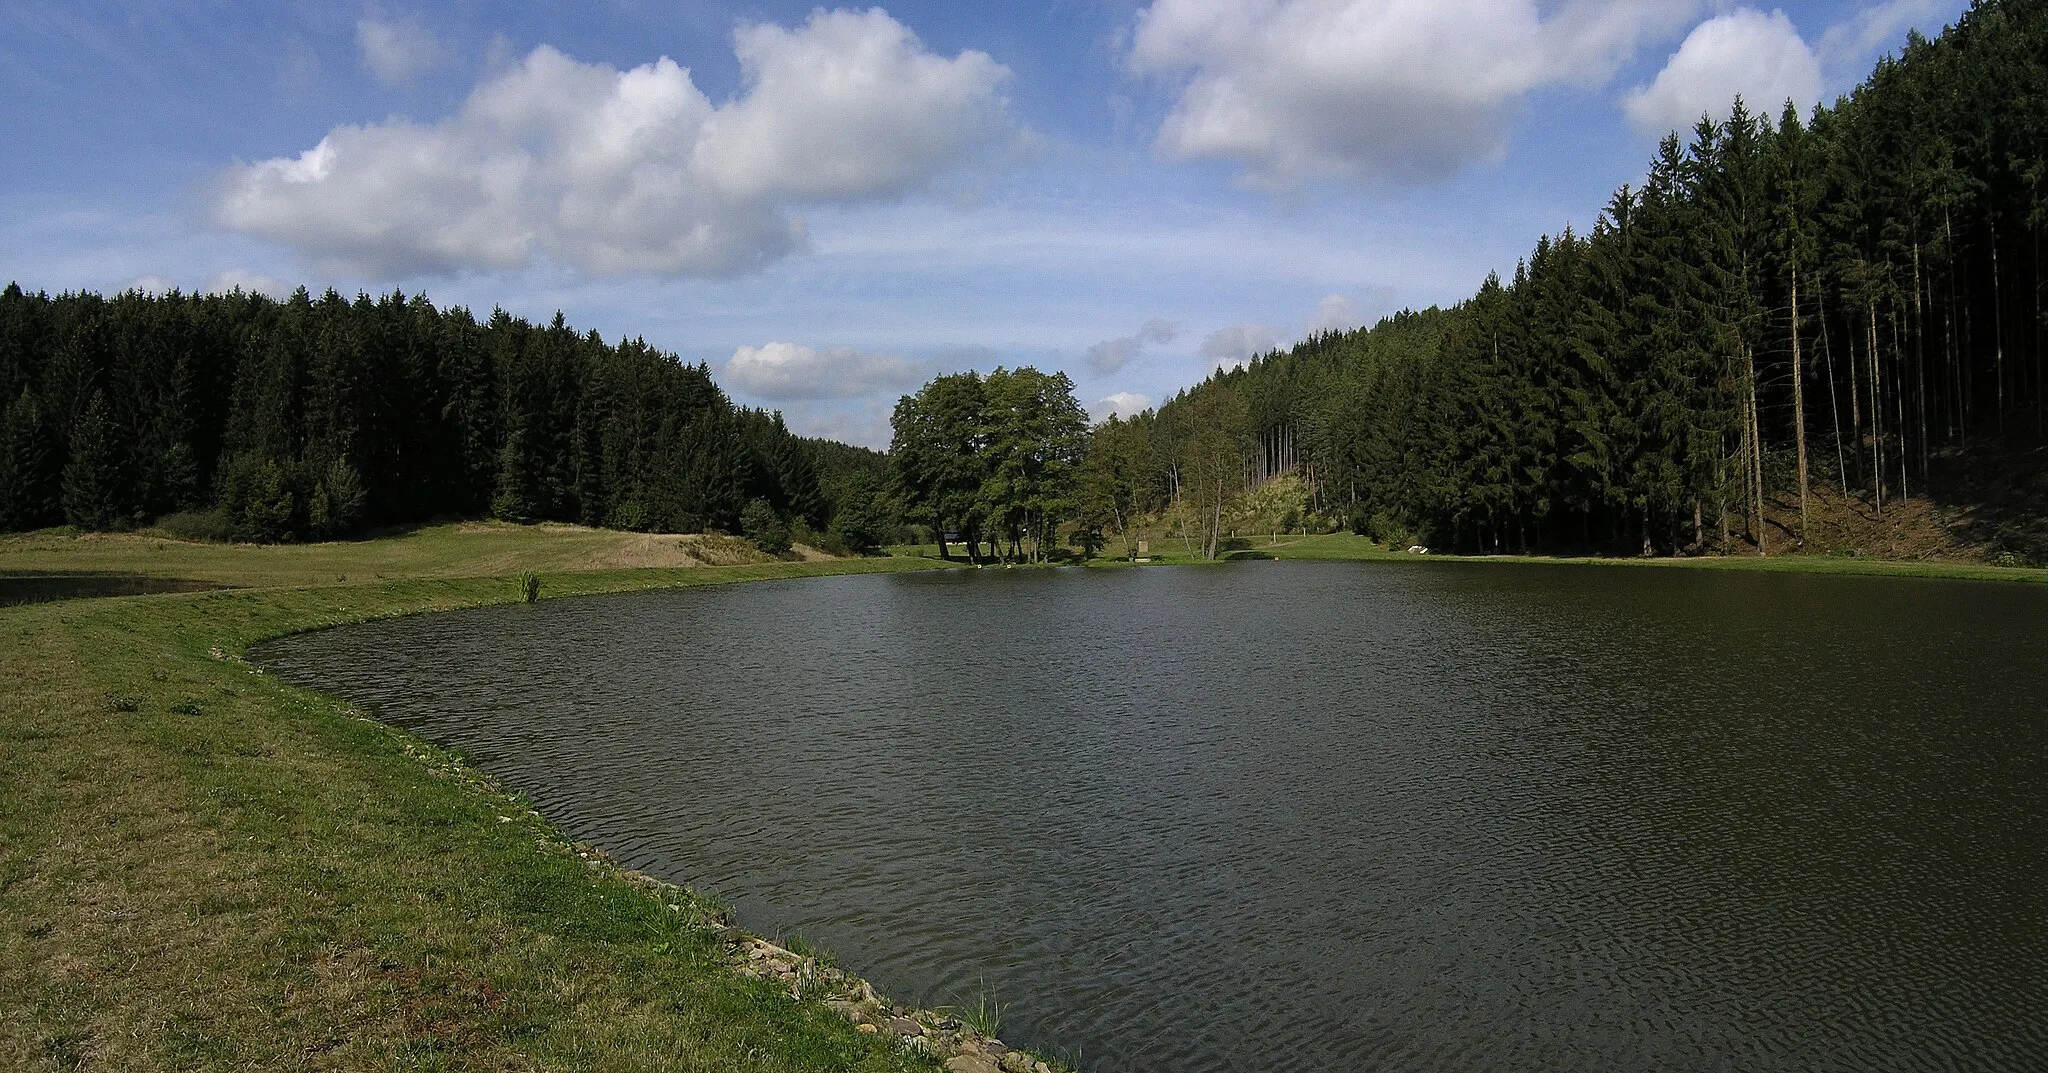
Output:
(1307, 293), (1362, 334)
(1623, 9), (1823, 138)
(725, 341), (928, 401)
(772, 399), (898, 450)
(205, 268), (292, 299)
(215, 9), (1012, 278)
(122, 274), (177, 295)
(356, 16), (444, 87)
(1818, 0), (1951, 69)
(1093, 391), (1154, 422)
(1199, 322), (1278, 371)
(1129, 0), (1699, 188)
(1085, 317), (1177, 374)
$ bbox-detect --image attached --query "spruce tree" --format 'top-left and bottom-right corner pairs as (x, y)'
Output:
(60, 390), (123, 530)
(0, 388), (57, 530)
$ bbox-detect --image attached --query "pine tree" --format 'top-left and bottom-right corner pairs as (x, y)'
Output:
(60, 390), (123, 530)
(0, 388), (57, 530)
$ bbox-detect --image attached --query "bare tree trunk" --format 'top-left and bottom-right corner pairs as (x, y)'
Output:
(1791, 261), (1810, 543)
(1847, 305), (1863, 492)
(1205, 480), (1223, 561)
(1913, 244), (1930, 475)
(1746, 344), (1767, 555)
(1993, 219), (2007, 433)
(1869, 304), (1885, 517)
(1890, 304), (1910, 500)
(1820, 286), (1848, 490)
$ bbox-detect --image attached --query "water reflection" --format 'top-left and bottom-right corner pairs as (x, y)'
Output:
(0, 572), (226, 606)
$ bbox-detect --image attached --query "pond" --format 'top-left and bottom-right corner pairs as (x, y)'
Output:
(258, 562), (2048, 1072)
(0, 572), (227, 606)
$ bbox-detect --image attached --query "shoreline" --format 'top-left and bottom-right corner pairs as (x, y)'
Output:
(1064, 531), (2046, 585)
(5, 523), (2037, 1070)
(2, 544), (1075, 1073)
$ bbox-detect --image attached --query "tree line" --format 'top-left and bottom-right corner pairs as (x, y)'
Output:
(0, 285), (888, 545)
(1109, 0), (2048, 562)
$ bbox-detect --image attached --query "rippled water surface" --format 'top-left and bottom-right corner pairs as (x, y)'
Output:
(260, 563), (2048, 1072)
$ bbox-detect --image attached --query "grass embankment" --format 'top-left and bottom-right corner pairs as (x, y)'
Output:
(893, 531), (2045, 584)
(0, 521), (787, 588)
(1, 524), (968, 1072)
(1237, 531), (2048, 583)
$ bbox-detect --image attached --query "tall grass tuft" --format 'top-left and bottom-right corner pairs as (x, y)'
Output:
(519, 571), (542, 603)
(946, 979), (1004, 1038)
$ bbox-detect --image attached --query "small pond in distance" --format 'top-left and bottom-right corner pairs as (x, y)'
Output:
(0, 572), (227, 606)
(259, 562), (2048, 1072)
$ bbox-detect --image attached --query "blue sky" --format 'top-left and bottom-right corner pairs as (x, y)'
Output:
(0, 1), (1969, 447)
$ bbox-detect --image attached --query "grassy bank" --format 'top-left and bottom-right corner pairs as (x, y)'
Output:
(8, 523), (2036, 1070)
(1019, 531), (2043, 584)
(1, 525), (964, 1072)
(0, 521), (797, 589)
(1246, 531), (2048, 583)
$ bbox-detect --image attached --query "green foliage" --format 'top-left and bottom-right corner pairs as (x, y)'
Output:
(1238, 474), (1310, 541)
(0, 387), (58, 530)
(741, 498), (791, 555)
(60, 390), (123, 530)
(890, 372), (990, 559)
(0, 286), (832, 541)
(1124, 2), (2048, 558)
(890, 366), (1087, 562)
(237, 459), (297, 543)
(826, 472), (894, 554)
(307, 458), (366, 540)
(519, 571), (542, 603)
(153, 508), (233, 543)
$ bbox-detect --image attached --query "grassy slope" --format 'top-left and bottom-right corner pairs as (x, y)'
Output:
(894, 530), (2044, 582)
(999, 530), (2041, 583)
(0, 522), (785, 587)
(1246, 532), (2048, 582)
(1, 525), (955, 1073)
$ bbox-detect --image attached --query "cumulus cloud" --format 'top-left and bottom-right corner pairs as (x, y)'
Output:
(1199, 322), (1278, 371)
(1307, 293), (1363, 334)
(1093, 391), (1154, 422)
(357, 16), (445, 86)
(1818, 0), (1951, 68)
(122, 275), (177, 296)
(773, 399), (898, 450)
(725, 341), (928, 402)
(216, 9), (1011, 278)
(205, 269), (293, 299)
(1129, 0), (1698, 188)
(1085, 317), (1177, 375)
(1623, 9), (1823, 138)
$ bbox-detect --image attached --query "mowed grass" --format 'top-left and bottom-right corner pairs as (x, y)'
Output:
(895, 528), (2044, 584)
(1246, 531), (2048, 583)
(0, 521), (781, 589)
(0, 525), (953, 1073)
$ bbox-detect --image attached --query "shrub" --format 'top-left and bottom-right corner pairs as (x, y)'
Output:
(306, 458), (366, 540)
(740, 498), (791, 555)
(153, 509), (233, 543)
(607, 500), (649, 532)
(793, 520), (849, 557)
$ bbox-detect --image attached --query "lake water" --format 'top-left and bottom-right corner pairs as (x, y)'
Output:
(0, 572), (226, 606)
(258, 562), (2048, 1072)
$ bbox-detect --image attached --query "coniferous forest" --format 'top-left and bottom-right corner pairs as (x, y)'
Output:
(1093, 0), (2048, 562)
(6, 1), (2046, 563)
(0, 285), (880, 543)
